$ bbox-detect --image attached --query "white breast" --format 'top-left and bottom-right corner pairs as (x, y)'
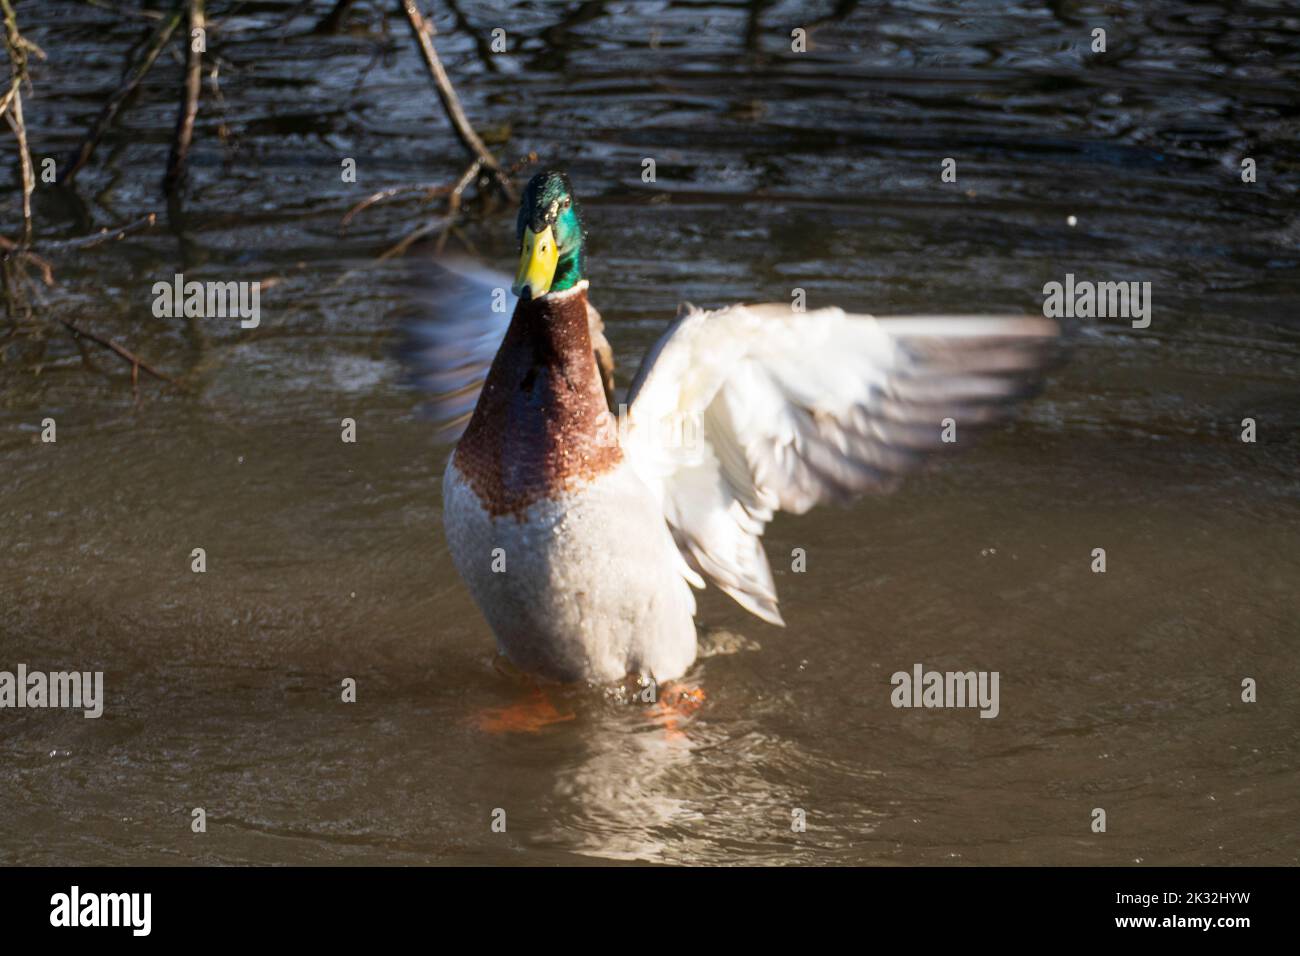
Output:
(442, 457), (698, 683)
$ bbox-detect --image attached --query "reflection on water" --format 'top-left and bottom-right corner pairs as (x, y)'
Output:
(1, 1), (1297, 865)
(548, 708), (704, 863)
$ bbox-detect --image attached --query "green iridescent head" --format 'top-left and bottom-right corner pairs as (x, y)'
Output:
(512, 170), (585, 299)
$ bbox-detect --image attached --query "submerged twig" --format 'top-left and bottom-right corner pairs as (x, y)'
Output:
(51, 213), (159, 251)
(315, 0), (359, 33)
(3, 217), (171, 394)
(0, 234), (54, 286)
(59, 319), (176, 387)
(62, 4), (183, 185)
(443, 0), (500, 74)
(432, 158), (482, 254)
(373, 157), (477, 259)
(340, 181), (454, 231)
(78, 0), (168, 21)
(327, 160), (474, 288)
(376, 215), (452, 261)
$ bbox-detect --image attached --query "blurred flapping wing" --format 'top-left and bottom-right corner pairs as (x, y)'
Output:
(396, 259), (517, 442)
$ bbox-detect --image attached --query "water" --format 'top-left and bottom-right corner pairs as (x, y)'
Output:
(1, 0), (1298, 865)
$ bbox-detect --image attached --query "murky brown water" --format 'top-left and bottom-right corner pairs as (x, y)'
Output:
(2, 1), (1298, 865)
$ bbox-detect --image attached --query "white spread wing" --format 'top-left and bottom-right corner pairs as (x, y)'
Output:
(622, 303), (1059, 625)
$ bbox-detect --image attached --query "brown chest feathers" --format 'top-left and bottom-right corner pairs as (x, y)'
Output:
(453, 284), (622, 517)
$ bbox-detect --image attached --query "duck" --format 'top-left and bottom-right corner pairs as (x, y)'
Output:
(403, 170), (1058, 685)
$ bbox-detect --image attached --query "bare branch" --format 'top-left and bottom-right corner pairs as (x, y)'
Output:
(3, 95), (32, 242)
(397, 0), (513, 201)
(375, 158), (483, 260)
(1, 0), (43, 244)
(164, 0), (205, 193)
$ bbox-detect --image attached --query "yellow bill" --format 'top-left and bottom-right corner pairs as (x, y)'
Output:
(512, 225), (558, 299)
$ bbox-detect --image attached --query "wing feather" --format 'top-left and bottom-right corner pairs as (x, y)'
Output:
(623, 304), (1058, 624)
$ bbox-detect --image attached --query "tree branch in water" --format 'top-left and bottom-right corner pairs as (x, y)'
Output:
(398, 0), (514, 202)
(62, 4), (182, 185)
(164, 0), (205, 193)
(1, 0), (45, 244)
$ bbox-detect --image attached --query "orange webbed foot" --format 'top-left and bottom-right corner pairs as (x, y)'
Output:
(474, 687), (576, 734)
(647, 680), (707, 739)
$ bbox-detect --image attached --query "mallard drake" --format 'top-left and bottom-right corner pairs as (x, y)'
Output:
(405, 171), (1057, 684)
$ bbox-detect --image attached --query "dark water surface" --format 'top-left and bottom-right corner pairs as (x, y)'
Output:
(1, 1), (1298, 864)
